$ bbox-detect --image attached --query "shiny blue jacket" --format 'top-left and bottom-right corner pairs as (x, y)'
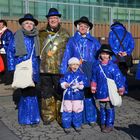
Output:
(108, 23), (134, 56)
(60, 31), (100, 74)
(60, 69), (88, 100)
(1, 29), (13, 53)
(7, 35), (40, 83)
(91, 60), (124, 99)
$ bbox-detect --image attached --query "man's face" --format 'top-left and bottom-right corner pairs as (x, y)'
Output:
(22, 20), (34, 31)
(0, 22), (4, 30)
(78, 23), (89, 35)
(48, 16), (60, 28)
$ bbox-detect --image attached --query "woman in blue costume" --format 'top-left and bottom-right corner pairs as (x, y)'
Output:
(108, 21), (135, 93)
(7, 14), (40, 125)
(91, 44), (125, 133)
(61, 16), (101, 127)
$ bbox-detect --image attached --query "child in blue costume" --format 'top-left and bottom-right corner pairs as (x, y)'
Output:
(60, 57), (88, 133)
(91, 44), (125, 133)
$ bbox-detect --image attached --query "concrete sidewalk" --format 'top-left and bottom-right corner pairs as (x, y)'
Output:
(0, 120), (20, 140)
(0, 77), (140, 140)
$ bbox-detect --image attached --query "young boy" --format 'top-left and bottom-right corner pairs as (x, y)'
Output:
(91, 44), (125, 133)
(60, 57), (87, 133)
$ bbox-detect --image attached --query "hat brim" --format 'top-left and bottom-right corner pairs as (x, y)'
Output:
(74, 20), (93, 30)
(46, 14), (61, 18)
(96, 49), (114, 58)
(19, 18), (38, 26)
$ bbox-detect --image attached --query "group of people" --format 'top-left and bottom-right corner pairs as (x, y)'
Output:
(0, 7), (138, 134)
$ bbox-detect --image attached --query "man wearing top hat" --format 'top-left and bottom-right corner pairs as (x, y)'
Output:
(60, 16), (101, 127)
(39, 8), (69, 125)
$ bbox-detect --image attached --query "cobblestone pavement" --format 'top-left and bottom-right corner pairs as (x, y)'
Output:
(0, 78), (140, 140)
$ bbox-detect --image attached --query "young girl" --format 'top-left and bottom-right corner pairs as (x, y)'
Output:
(91, 44), (125, 133)
(60, 57), (87, 133)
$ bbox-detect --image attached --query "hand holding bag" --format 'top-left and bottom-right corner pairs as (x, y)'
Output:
(99, 65), (122, 107)
(12, 46), (35, 89)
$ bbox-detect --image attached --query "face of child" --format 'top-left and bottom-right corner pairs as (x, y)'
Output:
(69, 63), (80, 72)
(100, 52), (110, 61)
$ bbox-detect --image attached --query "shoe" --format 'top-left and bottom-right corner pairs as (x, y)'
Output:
(102, 126), (113, 133)
(89, 122), (96, 128)
(75, 127), (82, 133)
(31, 124), (38, 128)
(43, 121), (51, 125)
(101, 125), (106, 132)
(64, 128), (71, 134)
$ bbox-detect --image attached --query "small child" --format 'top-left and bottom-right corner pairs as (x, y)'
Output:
(91, 44), (125, 133)
(60, 57), (87, 134)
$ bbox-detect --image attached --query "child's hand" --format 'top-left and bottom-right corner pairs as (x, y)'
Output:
(91, 82), (97, 94)
(65, 83), (70, 88)
(91, 87), (96, 93)
(118, 87), (125, 96)
(61, 82), (70, 89)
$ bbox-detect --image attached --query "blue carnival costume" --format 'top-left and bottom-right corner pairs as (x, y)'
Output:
(91, 60), (124, 131)
(0, 26), (14, 85)
(136, 61), (140, 80)
(91, 44), (125, 133)
(7, 14), (40, 125)
(60, 68), (88, 130)
(108, 21), (135, 93)
(61, 24), (100, 125)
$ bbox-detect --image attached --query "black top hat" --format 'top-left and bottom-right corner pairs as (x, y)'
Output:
(97, 44), (114, 57)
(19, 13), (38, 26)
(46, 8), (61, 18)
(74, 16), (93, 30)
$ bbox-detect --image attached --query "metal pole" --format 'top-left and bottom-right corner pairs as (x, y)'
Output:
(25, 0), (29, 13)
(72, 4), (74, 35)
(128, 9), (130, 32)
(92, 6), (94, 36)
(110, 7), (113, 26)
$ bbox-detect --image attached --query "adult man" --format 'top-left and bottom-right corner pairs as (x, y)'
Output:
(39, 8), (69, 125)
(0, 20), (14, 85)
(61, 16), (101, 127)
(108, 21), (135, 93)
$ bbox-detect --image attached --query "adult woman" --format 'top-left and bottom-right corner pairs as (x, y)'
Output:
(7, 14), (40, 125)
(61, 16), (101, 127)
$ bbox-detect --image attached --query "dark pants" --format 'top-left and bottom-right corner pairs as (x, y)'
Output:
(40, 74), (63, 100)
(40, 73), (63, 124)
(118, 62), (128, 76)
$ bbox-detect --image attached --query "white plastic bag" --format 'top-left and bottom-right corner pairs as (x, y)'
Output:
(12, 46), (35, 89)
(107, 78), (122, 107)
(12, 58), (35, 89)
(99, 64), (122, 107)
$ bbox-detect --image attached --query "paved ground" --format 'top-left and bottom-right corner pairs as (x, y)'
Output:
(0, 75), (140, 140)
